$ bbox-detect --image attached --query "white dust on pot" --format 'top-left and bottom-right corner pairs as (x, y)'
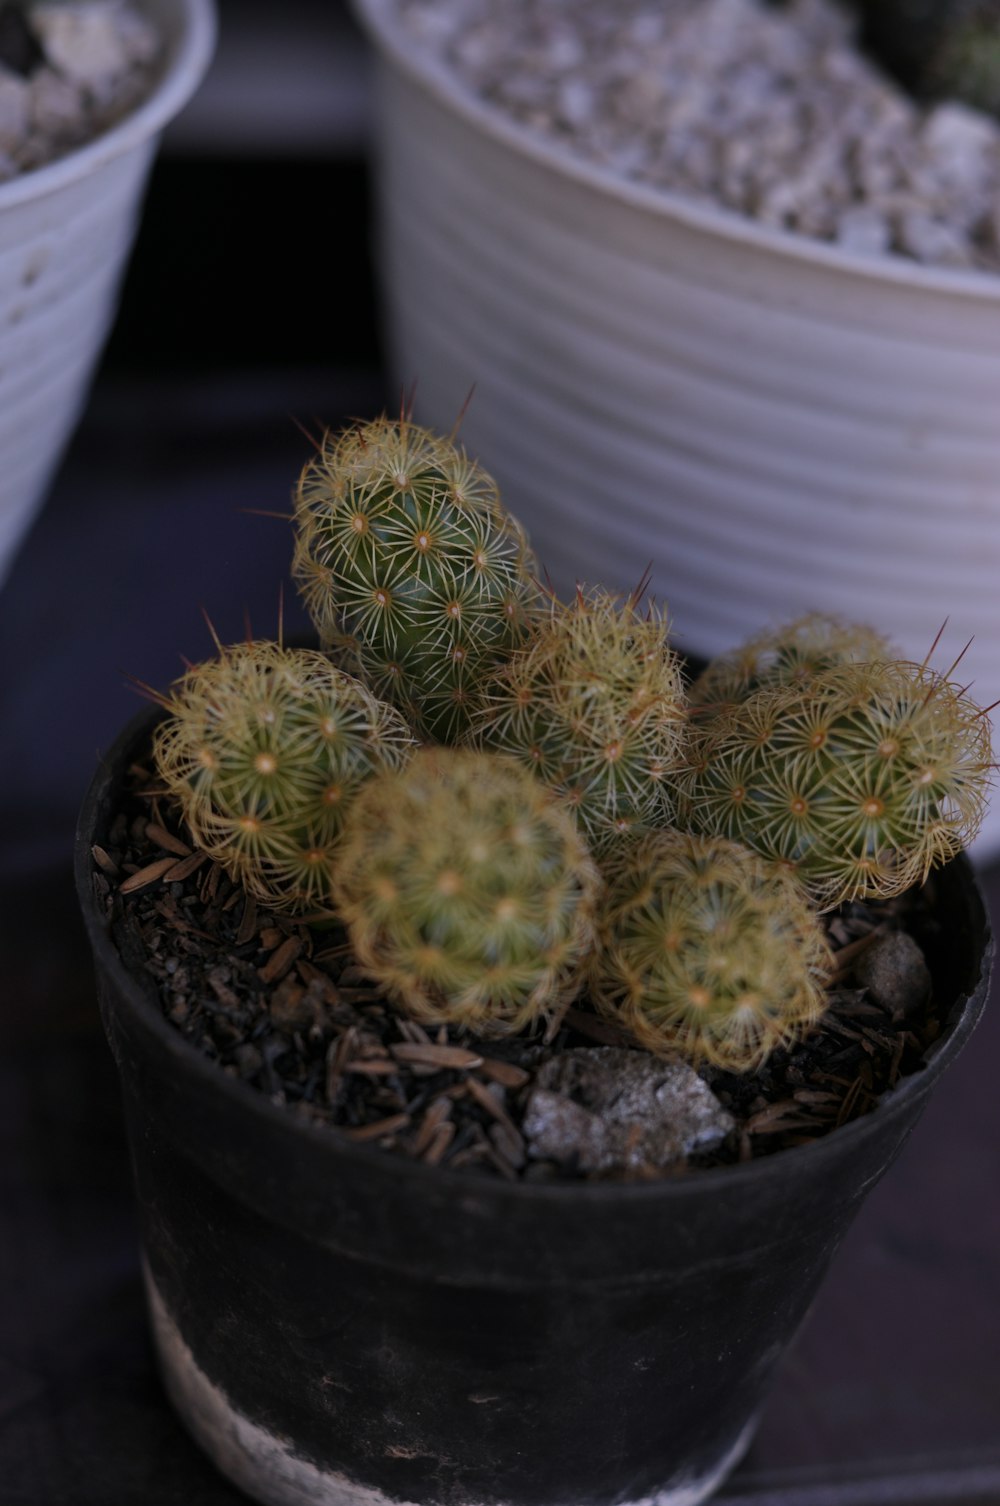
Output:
(0, 2), (162, 180)
(394, 0), (1000, 273)
(145, 1258), (759, 1506)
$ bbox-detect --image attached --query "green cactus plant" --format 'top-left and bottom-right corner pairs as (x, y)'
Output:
(153, 640), (417, 916)
(858, 0), (1000, 113)
(681, 658), (993, 908)
(932, 12), (1000, 115)
(466, 585), (688, 848)
(591, 830), (832, 1073)
(291, 416), (541, 744)
(689, 612), (896, 712)
(332, 747), (600, 1036)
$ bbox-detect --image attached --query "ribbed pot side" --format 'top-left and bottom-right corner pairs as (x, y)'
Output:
(352, 0), (1000, 861)
(76, 710), (993, 1506)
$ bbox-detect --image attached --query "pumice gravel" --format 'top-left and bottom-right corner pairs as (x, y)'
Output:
(0, 1), (162, 181)
(395, 0), (1000, 273)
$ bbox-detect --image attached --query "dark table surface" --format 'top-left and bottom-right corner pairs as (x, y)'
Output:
(1, 372), (998, 1506)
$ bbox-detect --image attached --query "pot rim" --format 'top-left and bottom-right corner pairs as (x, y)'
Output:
(0, 0), (217, 213)
(350, 0), (1000, 307)
(75, 703), (994, 1210)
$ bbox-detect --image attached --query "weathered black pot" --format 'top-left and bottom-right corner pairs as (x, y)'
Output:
(76, 708), (993, 1506)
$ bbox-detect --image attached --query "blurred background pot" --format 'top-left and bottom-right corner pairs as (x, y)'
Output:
(350, 0), (1000, 859)
(75, 706), (993, 1506)
(0, 0), (216, 590)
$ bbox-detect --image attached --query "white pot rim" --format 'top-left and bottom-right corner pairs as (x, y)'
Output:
(352, 0), (1000, 306)
(0, 0), (217, 211)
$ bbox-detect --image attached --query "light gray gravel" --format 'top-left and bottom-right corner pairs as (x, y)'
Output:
(0, 2), (162, 181)
(394, 0), (1000, 272)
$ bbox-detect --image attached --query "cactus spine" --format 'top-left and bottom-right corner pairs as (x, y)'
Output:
(333, 748), (600, 1036)
(467, 586), (688, 847)
(592, 830), (832, 1072)
(682, 658), (993, 908)
(153, 641), (416, 916)
(292, 417), (541, 743)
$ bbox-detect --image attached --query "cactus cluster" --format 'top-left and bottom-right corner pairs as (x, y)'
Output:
(592, 831), (832, 1072)
(153, 640), (416, 916)
(143, 414), (993, 1077)
(292, 417), (540, 743)
(333, 748), (600, 1036)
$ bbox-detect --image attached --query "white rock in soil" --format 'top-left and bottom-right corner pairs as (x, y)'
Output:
(923, 102), (999, 185)
(555, 77), (595, 132)
(522, 1047), (734, 1175)
(27, 66), (83, 137)
(615, 67), (669, 128)
(898, 209), (976, 267)
(114, 6), (161, 65)
(837, 205), (893, 256)
(30, 2), (129, 88)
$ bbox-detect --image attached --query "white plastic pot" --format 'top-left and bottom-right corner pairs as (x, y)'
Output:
(352, 0), (1000, 859)
(0, 0), (216, 590)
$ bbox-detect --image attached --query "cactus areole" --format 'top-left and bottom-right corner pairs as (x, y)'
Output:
(76, 706), (992, 1506)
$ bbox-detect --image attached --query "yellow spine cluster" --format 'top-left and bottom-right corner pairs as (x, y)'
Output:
(592, 831), (833, 1071)
(682, 658), (992, 908)
(689, 612), (895, 711)
(292, 416), (540, 743)
(333, 748), (600, 1036)
(468, 586), (688, 848)
(153, 641), (416, 916)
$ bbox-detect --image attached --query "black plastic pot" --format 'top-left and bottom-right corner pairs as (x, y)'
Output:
(76, 709), (994, 1506)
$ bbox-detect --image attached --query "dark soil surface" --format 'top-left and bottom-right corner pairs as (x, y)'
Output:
(88, 755), (948, 1183)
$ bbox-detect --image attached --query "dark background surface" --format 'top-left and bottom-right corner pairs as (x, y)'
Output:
(1, 3), (999, 1503)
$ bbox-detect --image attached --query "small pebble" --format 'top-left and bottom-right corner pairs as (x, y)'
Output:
(854, 930), (932, 1019)
(30, 2), (129, 86)
(837, 205), (892, 256)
